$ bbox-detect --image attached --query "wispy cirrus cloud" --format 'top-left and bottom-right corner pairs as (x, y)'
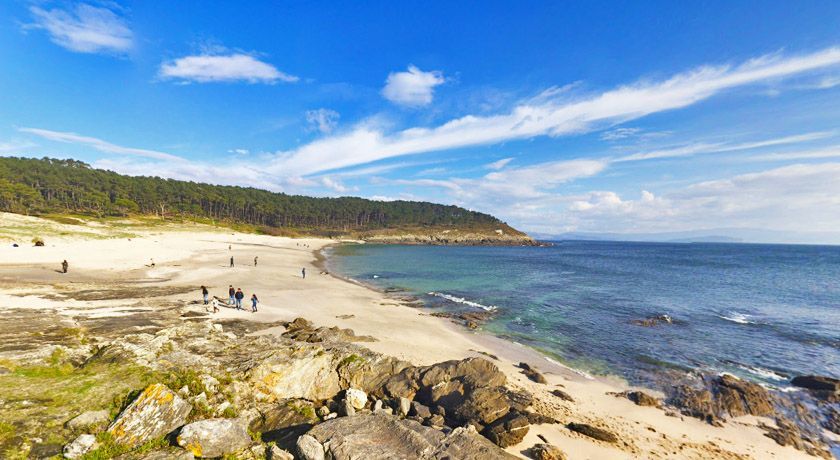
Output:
(382, 65), (445, 107)
(269, 47), (840, 177)
(18, 127), (182, 161)
(305, 109), (340, 134)
(27, 3), (132, 54)
(159, 53), (298, 84)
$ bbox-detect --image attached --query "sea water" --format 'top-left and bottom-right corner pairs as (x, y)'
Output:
(327, 241), (840, 388)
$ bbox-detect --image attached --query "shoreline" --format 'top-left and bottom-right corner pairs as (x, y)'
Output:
(0, 214), (828, 459)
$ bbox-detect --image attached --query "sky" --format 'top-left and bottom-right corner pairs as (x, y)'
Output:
(1, 1), (840, 242)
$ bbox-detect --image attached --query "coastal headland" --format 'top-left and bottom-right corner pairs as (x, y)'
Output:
(0, 212), (832, 459)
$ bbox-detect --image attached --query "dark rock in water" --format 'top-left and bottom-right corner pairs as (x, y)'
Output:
(482, 411), (530, 447)
(551, 389), (574, 402)
(669, 374), (775, 422)
(525, 443), (566, 460)
(251, 399), (320, 451)
(518, 362), (548, 384)
(566, 422), (618, 443)
(762, 417), (832, 459)
(630, 314), (673, 327)
(712, 374), (775, 417)
(791, 375), (840, 401)
(303, 413), (517, 459)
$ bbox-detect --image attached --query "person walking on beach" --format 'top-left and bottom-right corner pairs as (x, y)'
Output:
(234, 288), (244, 310)
(254, 256), (258, 267)
(61, 260), (68, 273)
(251, 293), (259, 312)
(228, 285), (235, 305)
(230, 256), (234, 268)
(301, 267), (306, 279)
(201, 285), (209, 305)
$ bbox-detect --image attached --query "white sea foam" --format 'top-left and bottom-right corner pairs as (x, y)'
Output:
(718, 311), (755, 324)
(372, 274), (380, 279)
(736, 364), (787, 381)
(428, 291), (498, 311)
(543, 355), (595, 380)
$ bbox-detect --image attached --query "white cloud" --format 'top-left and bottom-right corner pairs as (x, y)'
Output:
(270, 47), (840, 177)
(0, 140), (37, 153)
(228, 148), (250, 155)
(305, 109), (340, 134)
(319, 176), (355, 194)
(382, 65), (445, 107)
(28, 3), (132, 54)
(748, 145), (840, 162)
(615, 131), (834, 162)
(18, 127), (181, 161)
(485, 157), (513, 170)
(159, 54), (298, 84)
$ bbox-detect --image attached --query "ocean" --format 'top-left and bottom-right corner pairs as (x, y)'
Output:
(326, 240), (840, 389)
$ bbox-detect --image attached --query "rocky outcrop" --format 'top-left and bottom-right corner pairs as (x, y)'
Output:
(482, 411), (530, 447)
(176, 418), (252, 458)
(250, 399), (319, 450)
(526, 443), (566, 460)
(359, 227), (536, 246)
(669, 374), (775, 422)
(282, 317), (376, 343)
(619, 390), (659, 407)
(302, 413), (517, 459)
(762, 417), (832, 459)
(107, 383), (191, 448)
(630, 315), (673, 327)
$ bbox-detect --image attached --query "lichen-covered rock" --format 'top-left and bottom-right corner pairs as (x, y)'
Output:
(63, 434), (97, 459)
(66, 410), (111, 432)
(107, 383), (191, 448)
(177, 418), (251, 458)
(526, 443), (566, 460)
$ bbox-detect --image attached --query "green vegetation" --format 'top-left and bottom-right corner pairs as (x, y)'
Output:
(80, 433), (169, 460)
(0, 157), (516, 236)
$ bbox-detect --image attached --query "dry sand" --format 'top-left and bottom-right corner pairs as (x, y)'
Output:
(0, 212), (816, 459)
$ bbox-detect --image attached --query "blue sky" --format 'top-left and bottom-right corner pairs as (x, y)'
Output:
(2, 1), (840, 241)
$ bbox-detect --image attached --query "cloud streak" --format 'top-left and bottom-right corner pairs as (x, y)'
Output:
(28, 3), (132, 54)
(270, 47), (840, 177)
(18, 128), (182, 161)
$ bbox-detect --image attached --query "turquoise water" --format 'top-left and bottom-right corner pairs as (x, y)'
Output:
(327, 241), (840, 388)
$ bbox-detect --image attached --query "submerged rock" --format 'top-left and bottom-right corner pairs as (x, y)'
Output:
(176, 418), (251, 458)
(630, 314), (673, 327)
(791, 375), (840, 401)
(107, 383), (191, 448)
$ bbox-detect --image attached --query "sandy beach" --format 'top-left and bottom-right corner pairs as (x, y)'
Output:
(0, 213), (820, 459)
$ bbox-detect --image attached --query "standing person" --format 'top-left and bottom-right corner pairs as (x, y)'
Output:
(228, 285), (235, 305)
(201, 286), (209, 305)
(251, 293), (259, 312)
(301, 267), (306, 279)
(254, 256), (258, 267)
(230, 256), (234, 267)
(234, 288), (244, 310)
(61, 260), (68, 273)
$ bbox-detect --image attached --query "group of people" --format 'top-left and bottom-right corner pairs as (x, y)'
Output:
(200, 285), (259, 313)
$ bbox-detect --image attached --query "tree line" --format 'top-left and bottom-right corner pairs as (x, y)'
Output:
(0, 157), (505, 232)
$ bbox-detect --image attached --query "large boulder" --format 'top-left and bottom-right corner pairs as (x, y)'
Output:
(303, 413), (516, 459)
(482, 412), (530, 447)
(176, 418), (251, 458)
(107, 383), (191, 448)
(713, 374), (775, 417)
(791, 375), (840, 401)
(250, 399), (319, 451)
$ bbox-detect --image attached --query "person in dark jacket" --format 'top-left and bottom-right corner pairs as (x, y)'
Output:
(228, 285), (235, 305)
(234, 288), (245, 310)
(201, 285), (209, 305)
(230, 256), (234, 267)
(251, 294), (259, 312)
(301, 267), (306, 279)
(61, 260), (68, 273)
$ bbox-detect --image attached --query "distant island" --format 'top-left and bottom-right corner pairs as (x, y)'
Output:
(0, 157), (533, 245)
